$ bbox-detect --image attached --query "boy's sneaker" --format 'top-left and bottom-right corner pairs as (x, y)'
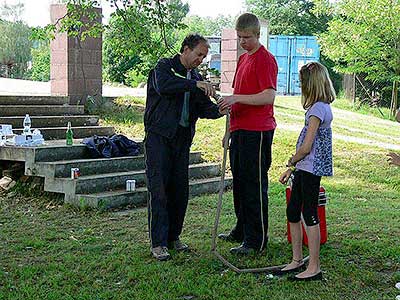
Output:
(151, 246), (170, 261)
(229, 244), (257, 256)
(168, 239), (189, 252)
(218, 232), (242, 243)
(396, 282), (400, 290)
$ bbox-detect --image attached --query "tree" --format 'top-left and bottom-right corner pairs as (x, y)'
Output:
(103, 0), (189, 85)
(316, 0), (400, 113)
(244, 0), (344, 92)
(245, 0), (331, 35)
(181, 15), (235, 37)
(29, 42), (50, 82)
(0, 1), (24, 22)
(33, 0), (189, 85)
(0, 3), (32, 78)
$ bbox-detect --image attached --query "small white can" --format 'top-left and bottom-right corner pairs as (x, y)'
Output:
(71, 168), (80, 179)
(126, 179), (136, 192)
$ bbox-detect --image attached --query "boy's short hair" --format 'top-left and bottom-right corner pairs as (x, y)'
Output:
(235, 13), (260, 36)
(180, 33), (209, 53)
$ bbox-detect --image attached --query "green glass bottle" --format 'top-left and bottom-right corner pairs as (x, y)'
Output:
(66, 122), (73, 146)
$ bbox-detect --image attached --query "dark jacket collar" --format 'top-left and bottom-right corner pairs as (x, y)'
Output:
(172, 54), (201, 80)
(172, 54), (187, 74)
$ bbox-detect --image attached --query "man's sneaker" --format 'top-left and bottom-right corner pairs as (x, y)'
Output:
(230, 244), (257, 256)
(168, 239), (189, 252)
(151, 246), (171, 261)
(218, 232), (242, 243)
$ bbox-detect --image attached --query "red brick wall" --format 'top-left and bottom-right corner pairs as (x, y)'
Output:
(220, 29), (245, 94)
(50, 4), (102, 105)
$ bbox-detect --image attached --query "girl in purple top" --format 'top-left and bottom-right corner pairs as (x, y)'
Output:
(279, 62), (335, 281)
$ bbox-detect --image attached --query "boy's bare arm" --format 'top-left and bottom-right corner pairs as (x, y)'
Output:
(217, 88), (275, 111)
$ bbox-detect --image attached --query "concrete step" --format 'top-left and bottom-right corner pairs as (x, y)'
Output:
(0, 115), (99, 128)
(0, 141), (88, 163)
(0, 105), (84, 116)
(0, 96), (69, 105)
(44, 162), (221, 194)
(34, 151), (202, 178)
(73, 177), (233, 209)
(13, 126), (115, 140)
(33, 143), (93, 162)
(27, 140), (143, 163)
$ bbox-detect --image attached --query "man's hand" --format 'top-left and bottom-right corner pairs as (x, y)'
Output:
(387, 152), (400, 166)
(279, 169), (293, 185)
(221, 135), (230, 148)
(196, 81), (216, 97)
(218, 95), (236, 112)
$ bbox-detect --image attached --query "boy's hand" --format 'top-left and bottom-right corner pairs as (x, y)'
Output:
(218, 105), (229, 115)
(279, 169), (292, 185)
(387, 152), (400, 166)
(218, 95), (236, 112)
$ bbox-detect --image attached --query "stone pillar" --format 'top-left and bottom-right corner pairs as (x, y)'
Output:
(220, 29), (245, 94)
(50, 4), (102, 105)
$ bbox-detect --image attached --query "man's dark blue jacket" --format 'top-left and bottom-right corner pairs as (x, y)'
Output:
(144, 54), (221, 139)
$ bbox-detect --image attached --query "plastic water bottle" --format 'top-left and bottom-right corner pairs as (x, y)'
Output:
(66, 122), (73, 146)
(23, 114), (31, 135)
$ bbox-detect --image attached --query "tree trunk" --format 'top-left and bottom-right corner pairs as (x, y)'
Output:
(391, 80), (399, 117)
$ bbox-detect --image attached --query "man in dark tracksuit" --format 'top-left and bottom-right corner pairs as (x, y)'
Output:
(144, 34), (222, 261)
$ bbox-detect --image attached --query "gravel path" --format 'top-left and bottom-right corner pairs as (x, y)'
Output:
(0, 78), (146, 97)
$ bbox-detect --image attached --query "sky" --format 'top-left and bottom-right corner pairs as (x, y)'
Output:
(0, 0), (245, 27)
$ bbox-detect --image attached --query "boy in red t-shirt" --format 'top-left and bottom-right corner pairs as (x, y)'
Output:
(218, 13), (278, 255)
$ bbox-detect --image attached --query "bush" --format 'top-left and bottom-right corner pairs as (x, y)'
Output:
(125, 69), (147, 88)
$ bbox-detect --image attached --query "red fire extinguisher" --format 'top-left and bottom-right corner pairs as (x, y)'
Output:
(286, 180), (328, 246)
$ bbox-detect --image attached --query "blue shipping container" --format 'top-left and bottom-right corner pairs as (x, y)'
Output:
(268, 35), (320, 95)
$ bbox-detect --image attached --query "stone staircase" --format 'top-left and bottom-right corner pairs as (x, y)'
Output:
(0, 96), (114, 139)
(0, 95), (231, 209)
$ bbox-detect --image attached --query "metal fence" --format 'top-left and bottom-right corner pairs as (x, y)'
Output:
(0, 65), (7, 78)
(343, 74), (394, 109)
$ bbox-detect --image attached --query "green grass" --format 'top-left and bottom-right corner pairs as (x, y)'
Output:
(1, 96), (399, 300)
(331, 97), (393, 121)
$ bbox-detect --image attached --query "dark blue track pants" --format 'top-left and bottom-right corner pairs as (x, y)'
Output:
(144, 127), (191, 248)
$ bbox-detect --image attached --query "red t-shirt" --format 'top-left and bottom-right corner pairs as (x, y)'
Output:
(230, 45), (278, 132)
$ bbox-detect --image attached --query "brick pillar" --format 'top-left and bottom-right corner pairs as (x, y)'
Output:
(220, 29), (245, 94)
(220, 21), (269, 94)
(50, 4), (102, 105)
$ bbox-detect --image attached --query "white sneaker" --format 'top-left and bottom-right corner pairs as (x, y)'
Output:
(151, 246), (170, 261)
(396, 282), (400, 290)
(395, 295), (400, 300)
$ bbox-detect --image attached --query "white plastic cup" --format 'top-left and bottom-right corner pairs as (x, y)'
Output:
(126, 179), (136, 192)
